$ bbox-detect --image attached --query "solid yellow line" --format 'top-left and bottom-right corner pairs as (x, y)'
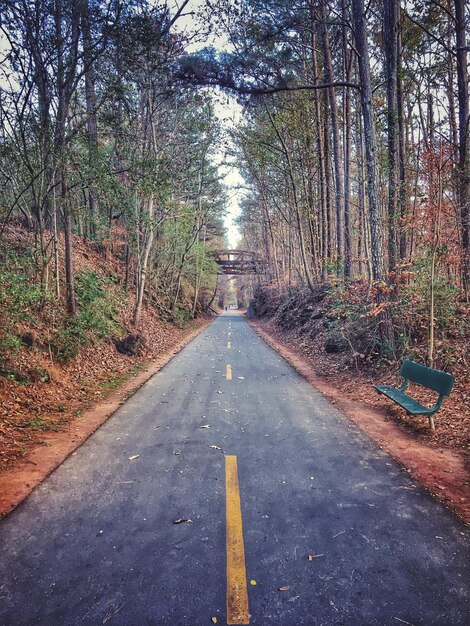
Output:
(226, 456), (250, 625)
(227, 341), (232, 349)
(226, 364), (232, 381)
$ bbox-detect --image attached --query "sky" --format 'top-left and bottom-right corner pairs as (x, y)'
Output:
(174, 0), (245, 248)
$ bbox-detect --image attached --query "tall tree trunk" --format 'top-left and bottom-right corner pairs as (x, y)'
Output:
(54, 0), (80, 316)
(383, 0), (399, 274)
(259, 182), (281, 289)
(397, 22), (407, 262)
(342, 0), (352, 279)
(356, 101), (372, 283)
(323, 93), (334, 270)
(320, 0), (344, 274)
(133, 195), (154, 325)
(454, 0), (470, 295)
(310, 22), (328, 280)
(352, 0), (394, 346)
(80, 0), (99, 238)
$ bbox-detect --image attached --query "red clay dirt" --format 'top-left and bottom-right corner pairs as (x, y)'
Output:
(250, 319), (470, 525)
(0, 319), (211, 517)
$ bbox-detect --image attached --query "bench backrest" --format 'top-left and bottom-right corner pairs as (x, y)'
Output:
(400, 360), (454, 396)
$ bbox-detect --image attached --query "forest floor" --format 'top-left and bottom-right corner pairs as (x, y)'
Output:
(248, 316), (470, 524)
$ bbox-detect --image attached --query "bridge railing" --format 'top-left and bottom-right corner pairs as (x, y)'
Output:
(211, 250), (266, 275)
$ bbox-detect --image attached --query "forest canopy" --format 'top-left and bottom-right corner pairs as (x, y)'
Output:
(182, 0), (469, 362)
(0, 0), (469, 366)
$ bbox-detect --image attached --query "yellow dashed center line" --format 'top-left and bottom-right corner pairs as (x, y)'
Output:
(226, 364), (232, 380)
(225, 455), (250, 625)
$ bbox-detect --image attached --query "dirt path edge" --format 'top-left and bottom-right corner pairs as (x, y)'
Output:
(0, 318), (213, 517)
(249, 319), (470, 525)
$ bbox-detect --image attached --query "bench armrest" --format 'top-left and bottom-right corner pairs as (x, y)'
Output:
(429, 394), (445, 416)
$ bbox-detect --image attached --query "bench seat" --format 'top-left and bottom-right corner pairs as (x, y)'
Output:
(373, 360), (455, 430)
(374, 384), (434, 415)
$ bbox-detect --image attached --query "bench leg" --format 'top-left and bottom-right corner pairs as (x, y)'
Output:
(428, 415), (435, 430)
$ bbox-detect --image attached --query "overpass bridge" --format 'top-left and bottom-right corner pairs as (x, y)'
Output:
(212, 250), (266, 275)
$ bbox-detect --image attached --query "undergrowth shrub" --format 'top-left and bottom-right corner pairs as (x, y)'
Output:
(172, 305), (191, 326)
(250, 271), (466, 371)
(392, 259), (463, 369)
(52, 272), (122, 362)
(321, 281), (384, 358)
(0, 246), (45, 369)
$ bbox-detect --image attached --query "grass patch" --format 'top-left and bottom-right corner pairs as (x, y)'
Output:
(99, 363), (145, 393)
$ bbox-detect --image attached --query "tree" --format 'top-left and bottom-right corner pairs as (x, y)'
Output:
(454, 0), (470, 295)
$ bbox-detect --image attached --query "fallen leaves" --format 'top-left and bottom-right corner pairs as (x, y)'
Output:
(278, 586), (289, 591)
(211, 618), (217, 623)
(250, 580), (257, 586)
(308, 554), (324, 560)
(209, 445), (223, 451)
(173, 518), (193, 524)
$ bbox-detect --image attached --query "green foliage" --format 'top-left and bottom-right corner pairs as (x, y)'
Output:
(185, 240), (219, 284)
(392, 256), (463, 366)
(395, 257), (458, 330)
(25, 417), (51, 431)
(0, 365), (30, 385)
(0, 247), (45, 359)
(52, 272), (122, 362)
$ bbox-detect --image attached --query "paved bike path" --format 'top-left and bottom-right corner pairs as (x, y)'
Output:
(0, 312), (468, 625)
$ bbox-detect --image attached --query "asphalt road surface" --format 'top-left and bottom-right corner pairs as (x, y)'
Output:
(0, 312), (469, 625)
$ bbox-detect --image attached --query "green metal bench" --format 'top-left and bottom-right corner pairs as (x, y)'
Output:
(374, 359), (455, 430)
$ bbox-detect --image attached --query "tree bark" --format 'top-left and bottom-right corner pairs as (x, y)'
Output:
(80, 0), (99, 238)
(454, 0), (470, 294)
(397, 22), (407, 262)
(383, 0), (399, 273)
(352, 0), (394, 346)
(310, 20), (328, 280)
(320, 0), (344, 273)
(342, 0), (352, 279)
(133, 195), (154, 326)
(54, 0), (80, 316)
